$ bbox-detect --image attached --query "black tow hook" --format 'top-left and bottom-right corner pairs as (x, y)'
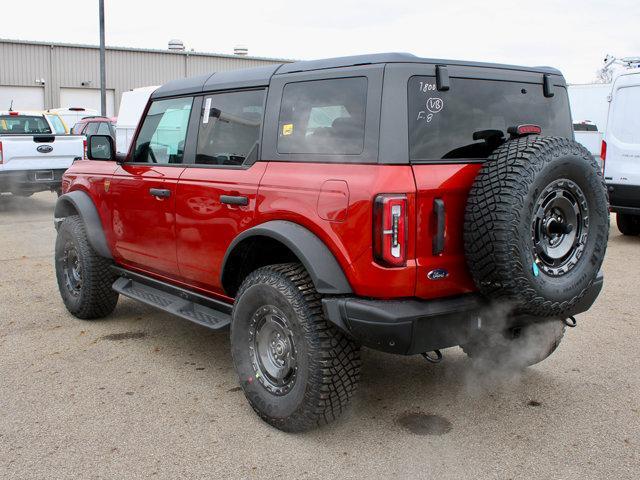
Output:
(563, 316), (577, 328)
(421, 350), (443, 364)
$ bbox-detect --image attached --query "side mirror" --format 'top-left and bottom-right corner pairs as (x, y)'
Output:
(87, 135), (114, 161)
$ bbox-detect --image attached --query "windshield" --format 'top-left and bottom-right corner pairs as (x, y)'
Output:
(0, 115), (53, 134)
(408, 77), (573, 161)
(45, 115), (67, 134)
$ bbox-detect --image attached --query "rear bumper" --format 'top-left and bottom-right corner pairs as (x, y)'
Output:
(322, 272), (604, 355)
(607, 183), (640, 215)
(0, 169), (66, 193)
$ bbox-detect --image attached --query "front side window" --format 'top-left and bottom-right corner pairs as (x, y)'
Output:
(133, 97), (193, 164)
(408, 76), (573, 161)
(277, 77), (367, 155)
(0, 115), (52, 134)
(196, 90), (265, 166)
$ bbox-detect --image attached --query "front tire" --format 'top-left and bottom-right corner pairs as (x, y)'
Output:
(616, 213), (640, 236)
(230, 263), (361, 432)
(55, 215), (119, 319)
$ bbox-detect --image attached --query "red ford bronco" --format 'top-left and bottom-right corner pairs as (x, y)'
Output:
(54, 53), (608, 432)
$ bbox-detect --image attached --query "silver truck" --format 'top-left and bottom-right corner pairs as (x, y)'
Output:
(0, 111), (84, 196)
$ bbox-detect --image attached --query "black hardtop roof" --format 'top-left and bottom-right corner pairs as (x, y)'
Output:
(151, 52), (563, 99)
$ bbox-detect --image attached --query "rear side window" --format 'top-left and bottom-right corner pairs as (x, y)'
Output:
(97, 122), (112, 136)
(0, 115), (52, 134)
(408, 77), (573, 161)
(196, 89), (265, 166)
(610, 86), (640, 144)
(84, 122), (99, 136)
(46, 115), (67, 134)
(133, 97), (193, 164)
(277, 77), (367, 155)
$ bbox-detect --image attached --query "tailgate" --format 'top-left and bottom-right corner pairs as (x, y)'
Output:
(412, 163), (479, 299)
(0, 135), (84, 171)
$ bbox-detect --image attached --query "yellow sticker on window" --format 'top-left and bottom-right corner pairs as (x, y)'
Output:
(282, 123), (293, 136)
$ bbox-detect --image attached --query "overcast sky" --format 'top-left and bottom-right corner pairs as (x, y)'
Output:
(2, 0), (638, 83)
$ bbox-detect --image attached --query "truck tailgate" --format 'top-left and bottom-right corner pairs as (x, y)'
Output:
(0, 135), (83, 171)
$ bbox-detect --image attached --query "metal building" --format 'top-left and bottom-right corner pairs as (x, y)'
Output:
(0, 38), (289, 116)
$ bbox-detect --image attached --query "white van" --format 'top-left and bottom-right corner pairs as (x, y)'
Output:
(603, 70), (640, 235)
(115, 86), (158, 154)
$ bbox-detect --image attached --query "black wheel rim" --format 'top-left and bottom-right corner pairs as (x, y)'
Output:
(248, 305), (297, 395)
(531, 179), (589, 276)
(62, 242), (82, 296)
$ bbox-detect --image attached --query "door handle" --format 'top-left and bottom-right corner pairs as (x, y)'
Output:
(149, 188), (171, 198)
(432, 198), (445, 255)
(220, 195), (249, 206)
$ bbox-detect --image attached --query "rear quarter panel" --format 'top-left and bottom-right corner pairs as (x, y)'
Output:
(257, 162), (417, 298)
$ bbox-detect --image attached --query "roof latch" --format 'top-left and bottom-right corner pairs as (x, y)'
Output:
(436, 65), (450, 91)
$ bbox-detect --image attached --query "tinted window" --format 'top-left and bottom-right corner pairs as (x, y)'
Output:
(610, 86), (640, 144)
(573, 123), (598, 132)
(0, 115), (52, 134)
(133, 97), (193, 164)
(84, 122), (99, 136)
(408, 77), (573, 161)
(97, 122), (112, 136)
(196, 90), (265, 166)
(277, 77), (367, 155)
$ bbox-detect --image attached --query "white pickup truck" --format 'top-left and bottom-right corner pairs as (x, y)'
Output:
(0, 111), (84, 196)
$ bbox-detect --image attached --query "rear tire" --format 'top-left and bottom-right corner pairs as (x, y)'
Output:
(55, 215), (119, 319)
(461, 320), (565, 369)
(616, 213), (640, 236)
(230, 263), (361, 432)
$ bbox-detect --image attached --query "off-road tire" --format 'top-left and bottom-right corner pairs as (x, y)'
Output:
(464, 136), (609, 317)
(55, 215), (118, 319)
(230, 263), (361, 432)
(616, 213), (640, 236)
(461, 320), (565, 369)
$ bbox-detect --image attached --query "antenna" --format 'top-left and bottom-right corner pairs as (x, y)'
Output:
(8, 100), (13, 112)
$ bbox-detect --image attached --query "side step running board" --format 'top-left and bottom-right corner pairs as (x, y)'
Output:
(112, 269), (232, 331)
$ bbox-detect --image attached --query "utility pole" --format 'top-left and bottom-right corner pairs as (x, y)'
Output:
(99, 0), (106, 116)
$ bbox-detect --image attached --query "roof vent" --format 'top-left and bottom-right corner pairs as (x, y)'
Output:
(168, 39), (185, 51)
(234, 45), (248, 56)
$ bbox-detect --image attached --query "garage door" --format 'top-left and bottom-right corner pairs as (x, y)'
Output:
(59, 88), (115, 117)
(0, 86), (45, 110)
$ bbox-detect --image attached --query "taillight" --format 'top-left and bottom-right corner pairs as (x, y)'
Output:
(83, 138), (87, 160)
(373, 194), (408, 267)
(600, 140), (607, 173)
(0, 141), (3, 164)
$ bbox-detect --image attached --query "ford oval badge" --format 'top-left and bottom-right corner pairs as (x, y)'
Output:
(427, 268), (449, 280)
(37, 145), (53, 153)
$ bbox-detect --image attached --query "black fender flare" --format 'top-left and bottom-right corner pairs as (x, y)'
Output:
(222, 220), (353, 295)
(54, 190), (112, 259)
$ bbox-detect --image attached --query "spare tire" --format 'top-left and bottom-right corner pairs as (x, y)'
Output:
(464, 136), (609, 316)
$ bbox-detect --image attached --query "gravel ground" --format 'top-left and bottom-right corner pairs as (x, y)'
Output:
(0, 192), (638, 480)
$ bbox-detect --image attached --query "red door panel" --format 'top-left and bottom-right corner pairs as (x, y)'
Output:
(108, 164), (184, 276)
(175, 162), (267, 292)
(412, 163), (480, 299)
